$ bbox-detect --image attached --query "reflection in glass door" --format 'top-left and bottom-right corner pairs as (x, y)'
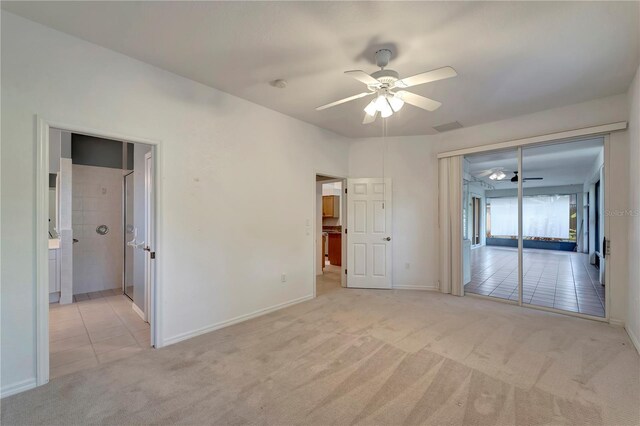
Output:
(124, 172), (135, 300)
(463, 149), (520, 302)
(472, 197), (481, 246)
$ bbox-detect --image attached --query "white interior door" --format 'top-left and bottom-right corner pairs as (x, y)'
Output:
(346, 178), (392, 289)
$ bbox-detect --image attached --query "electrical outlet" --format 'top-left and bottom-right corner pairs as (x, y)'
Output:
(281, 273), (287, 283)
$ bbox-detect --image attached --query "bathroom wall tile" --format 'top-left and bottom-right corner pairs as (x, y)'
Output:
(72, 197), (83, 211)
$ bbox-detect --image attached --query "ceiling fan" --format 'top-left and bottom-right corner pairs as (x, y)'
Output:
(510, 171), (543, 183)
(315, 49), (457, 124)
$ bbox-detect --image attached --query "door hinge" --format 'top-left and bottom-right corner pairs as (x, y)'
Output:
(150, 252), (156, 259)
(605, 239), (611, 256)
(345, 269), (347, 275)
(345, 188), (347, 194)
(345, 228), (347, 234)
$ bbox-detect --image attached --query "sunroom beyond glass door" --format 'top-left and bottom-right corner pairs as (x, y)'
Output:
(522, 139), (605, 317)
(463, 149), (520, 301)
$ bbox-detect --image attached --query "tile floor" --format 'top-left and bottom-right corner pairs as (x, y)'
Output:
(49, 290), (150, 379)
(316, 262), (342, 296)
(465, 246), (605, 317)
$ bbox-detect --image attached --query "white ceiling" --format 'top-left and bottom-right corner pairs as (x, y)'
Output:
(465, 138), (604, 189)
(3, 2), (638, 138)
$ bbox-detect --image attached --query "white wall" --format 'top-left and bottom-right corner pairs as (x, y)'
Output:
(627, 63), (640, 352)
(349, 94), (630, 318)
(72, 164), (123, 295)
(0, 12), (349, 395)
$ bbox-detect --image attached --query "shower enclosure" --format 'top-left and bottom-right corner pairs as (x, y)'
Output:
(122, 172), (146, 312)
(124, 171), (135, 301)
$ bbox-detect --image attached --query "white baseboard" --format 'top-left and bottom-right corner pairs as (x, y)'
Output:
(625, 325), (640, 354)
(1, 378), (37, 399)
(162, 294), (314, 347)
(609, 318), (625, 327)
(131, 301), (146, 322)
(392, 285), (439, 291)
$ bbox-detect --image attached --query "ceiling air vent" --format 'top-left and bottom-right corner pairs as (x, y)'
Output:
(433, 121), (463, 132)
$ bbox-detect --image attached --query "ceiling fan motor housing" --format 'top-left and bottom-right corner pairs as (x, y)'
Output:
(375, 49), (393, 68)
(370, 69), (399, 87)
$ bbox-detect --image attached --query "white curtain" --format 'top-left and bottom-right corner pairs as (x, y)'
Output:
(489, 195), (570, 239)
(438, 156), (464, 296)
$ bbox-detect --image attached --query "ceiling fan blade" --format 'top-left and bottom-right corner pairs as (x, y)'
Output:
(396, 91), (442, 111)
(344, 70), (381, 87)
(362, 110), (378, 124)
(316, 92), (373, 111)
(394, 66), (457, 89)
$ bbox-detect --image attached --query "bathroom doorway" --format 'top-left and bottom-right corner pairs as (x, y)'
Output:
(39, 120), (159, 384)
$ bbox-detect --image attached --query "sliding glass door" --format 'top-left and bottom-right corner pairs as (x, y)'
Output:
(463, 148), (520, 302)
(462, 138), (606, 319)
(522, 140), (605, 317)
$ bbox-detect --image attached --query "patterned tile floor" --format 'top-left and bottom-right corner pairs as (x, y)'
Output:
(49, 291), (150, 379)
(465, 246), (605, 317)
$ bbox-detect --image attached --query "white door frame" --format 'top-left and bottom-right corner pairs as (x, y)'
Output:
(144, 151), (154, 336)
(313, 172), (347, 298)
(35, 116), (163, 387)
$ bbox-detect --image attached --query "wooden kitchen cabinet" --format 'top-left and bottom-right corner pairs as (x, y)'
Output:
(327, 233), (342, 266)
(322, 195), (340, 218)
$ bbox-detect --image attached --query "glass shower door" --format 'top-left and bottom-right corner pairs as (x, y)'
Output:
(124, 172), (135, 300)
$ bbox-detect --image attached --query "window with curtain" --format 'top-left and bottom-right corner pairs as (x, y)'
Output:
(486, 194), (576, 241)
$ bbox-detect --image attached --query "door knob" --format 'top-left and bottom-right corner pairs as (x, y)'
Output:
(384, 237), (391, 241)
(143, 246), (151, 252)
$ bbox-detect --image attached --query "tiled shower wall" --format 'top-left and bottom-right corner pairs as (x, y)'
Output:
(72, 165), (123, 294)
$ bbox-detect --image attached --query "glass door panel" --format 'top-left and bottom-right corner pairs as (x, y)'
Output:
(463, 149), (520, 302)
(124, 172), (135, 301)
(522, 139), (605, 317)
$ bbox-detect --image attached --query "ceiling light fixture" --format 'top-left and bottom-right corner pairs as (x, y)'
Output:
(364, 100), (377, 116)
(489, 170), (506, 181)
(364, 92), (403, 118)
(269, 79), (287, 89)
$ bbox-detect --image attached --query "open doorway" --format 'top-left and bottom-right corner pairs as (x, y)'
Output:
(315, 174), (345, 296)
(46, 127), (156, 380)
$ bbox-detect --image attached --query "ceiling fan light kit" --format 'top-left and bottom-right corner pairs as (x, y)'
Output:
(316, 49), (457, 124)
(489, 170), (506, 181)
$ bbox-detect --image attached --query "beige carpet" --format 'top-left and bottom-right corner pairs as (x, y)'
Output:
(2, 283), (639, 425)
